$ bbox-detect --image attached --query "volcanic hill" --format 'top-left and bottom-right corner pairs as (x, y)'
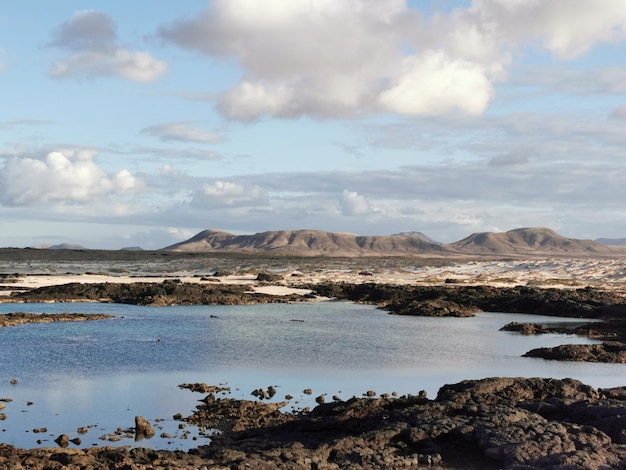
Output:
(163, 227), (625, 257)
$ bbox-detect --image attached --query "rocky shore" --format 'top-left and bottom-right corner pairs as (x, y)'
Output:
(1, 276), (625, 468)
(5, 280), (626, 362)
(4, 279), (315, 306)
(1, 377), (626, 469)
(310, 282), (626, 319)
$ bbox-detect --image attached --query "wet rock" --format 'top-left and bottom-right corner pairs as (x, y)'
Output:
(178, 383), (230, 394)
(500, 321), (558, 334)
(524, 342), (626, 363)
(134, 416), (155, 440)
(54, 434), (69, 448)
(0, 312), (114, 329)
(251, 388), (267, 400)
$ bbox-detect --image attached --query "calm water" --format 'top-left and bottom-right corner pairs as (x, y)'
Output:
(0, 301), (623, 450)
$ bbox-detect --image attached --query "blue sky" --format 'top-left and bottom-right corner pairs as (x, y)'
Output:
(1, 0), (626, 249)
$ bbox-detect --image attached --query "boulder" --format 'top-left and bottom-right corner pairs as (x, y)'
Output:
(134, 416), (155, 440)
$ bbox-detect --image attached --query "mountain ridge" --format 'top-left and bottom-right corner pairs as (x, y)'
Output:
(163, 227), (625, 257)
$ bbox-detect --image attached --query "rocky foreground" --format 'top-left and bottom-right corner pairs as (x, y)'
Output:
(2, 280), (626, 467)
(1, 377), (626, 469)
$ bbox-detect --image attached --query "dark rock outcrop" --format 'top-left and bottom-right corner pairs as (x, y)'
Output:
(524, 342), (626, 363)
(9, 281), (312, 306)
(311, 282), (626, 318)
(2, 378), (626, 469)
(499, 321), (560, 334)
(183, 377), (626, 469)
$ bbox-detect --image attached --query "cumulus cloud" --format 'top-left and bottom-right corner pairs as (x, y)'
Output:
(141, 121), (224, 144)
(159, 0), (492, 119)
(378, 51), (492, 115)
(468, 0), (626, 59)
(339, 190), (369, 216)
(190, 180), (269, 209)
(158, 0), (626, 120)
(49, 10), (166, 82)
(0, 151), (142, 206)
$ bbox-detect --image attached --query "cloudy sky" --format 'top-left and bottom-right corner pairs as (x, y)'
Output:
(1, 0), (626, 249)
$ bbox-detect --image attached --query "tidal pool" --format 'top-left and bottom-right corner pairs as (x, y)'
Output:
(0, 301), (623, 450)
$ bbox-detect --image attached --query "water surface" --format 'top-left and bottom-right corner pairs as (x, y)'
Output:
(0, 301), (623, 450)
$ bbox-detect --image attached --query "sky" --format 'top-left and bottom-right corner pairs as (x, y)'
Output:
(1, 0), (626, 249)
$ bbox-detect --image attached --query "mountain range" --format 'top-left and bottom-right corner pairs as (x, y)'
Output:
(163, 227), (626, 257)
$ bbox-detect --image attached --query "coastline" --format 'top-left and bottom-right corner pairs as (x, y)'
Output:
(1, 255), (625, 468)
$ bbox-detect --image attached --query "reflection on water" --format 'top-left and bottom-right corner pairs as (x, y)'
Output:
(0, 301), (624, 450)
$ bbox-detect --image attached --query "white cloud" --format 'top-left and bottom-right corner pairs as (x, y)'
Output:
(190, 180), (269, 209)
(218, 81), (295, 121)
(160, 0), (626, 120)
(49, 10), (166, 82)
(0, 151), (142, 206)
(160, 0), (482, 119)
(141, 121), (223, 144)
(378, 51), (492, 115)
(339, 189), (369, 216)
(470, 0), (626, 59)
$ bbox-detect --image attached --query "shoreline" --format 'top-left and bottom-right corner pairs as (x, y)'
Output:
(1, 377), (626, 469)
(1, 256), (625, 468)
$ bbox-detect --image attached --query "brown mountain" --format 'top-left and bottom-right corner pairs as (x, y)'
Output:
(449, 227), (618, 256)
(163, 229), (447, 256)
(163, 227), (625, 257)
